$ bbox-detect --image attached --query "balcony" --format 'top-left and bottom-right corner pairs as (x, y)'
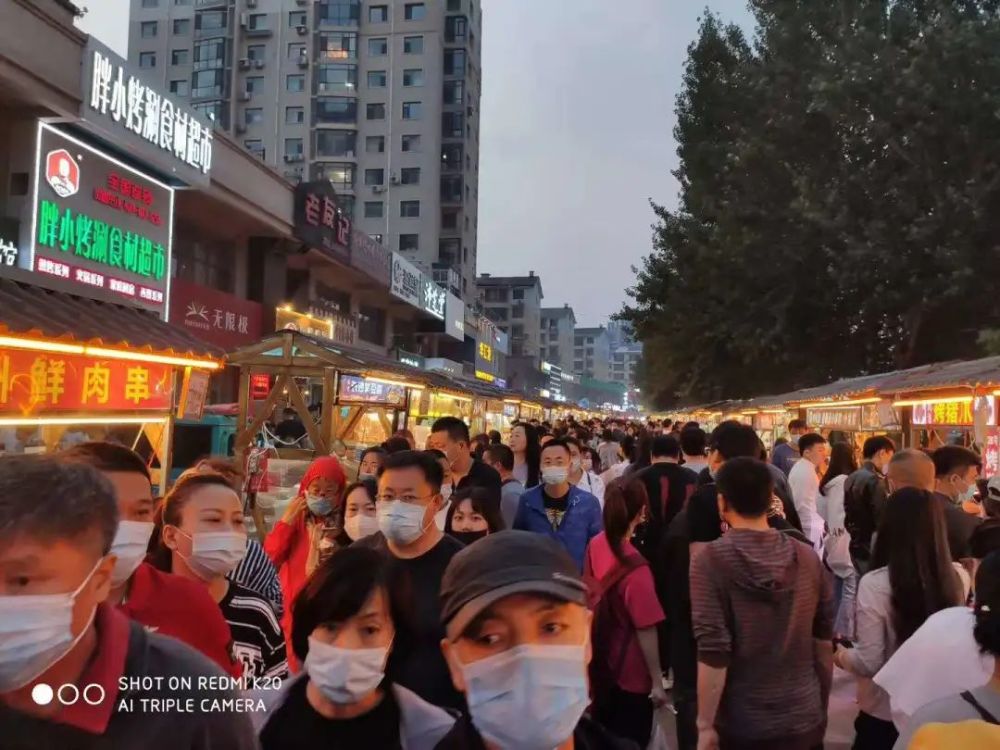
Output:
(195, 0), (226, 7)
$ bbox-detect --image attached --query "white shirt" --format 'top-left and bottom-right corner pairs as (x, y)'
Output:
(789, 458), (824, 549)
(574, 471), (606, 507)
(682, 457), (708, 476)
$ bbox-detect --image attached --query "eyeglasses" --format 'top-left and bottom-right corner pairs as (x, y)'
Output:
(376, 493), (436, 505)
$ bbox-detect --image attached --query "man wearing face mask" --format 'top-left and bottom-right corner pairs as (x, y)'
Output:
(513, 438), (603, 571)
(435, 530), (634, 750)
(772, 419), (808, 476)
(843, 435), (896, 575)
(58, 443), (239, 676)
(354, 450), (465, 710)
(932, 445), (984, 563)
(0, 455), (258, 750)
(431, 417), (502, 499)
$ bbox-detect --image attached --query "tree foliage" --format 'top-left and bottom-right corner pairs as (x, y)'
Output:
(622, 1), (1000, 408)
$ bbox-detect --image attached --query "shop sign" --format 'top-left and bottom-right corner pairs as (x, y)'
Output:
(478, 343), (493, 363)
(390, 253), (421, 307)
(0, 220), (20, 267)
(805, 406), (862, 430)
(986, 431), (999, 479)
(250, 373), (271, 400)
(177, 368), (210, 421)
(293, 181), (350, 264)
(861, 403), (885, 430)
(169, 279), (262, 349)
(475, 370), (495, 383)
(422, 279), (446, 320)
(445, 293), (464, 342)
(349, 229), (391, 287)
(396, 350), (425, 369)
(753, 413), (775, 431)
(29, 124), (172, 317)
(503, 403), (518, 417)
(0, 348), (173, 415)
(276, 307), (333, 340)
(426, 358), (462, 377)
(495, 377), (508, 389)
(338, 374), (406, 406)
(911, 397), (996, 427)
(82, 40), (212, 186)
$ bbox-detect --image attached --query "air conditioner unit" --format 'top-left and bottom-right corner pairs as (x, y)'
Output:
(295, 0), (307, 5)
(238, 58), (251, 69)
(246, 0), (257, 7)
(239, 12), (249, 27)
(297, 56), (309, 69)
(235, 123), (247, 134)
(372, 185), (385, 194)
(238, 90), (251, 101)
(253, 59), (264, 69)
(296, 24), (308, 36)
(389, 173), (400, 185)
(284, 154), (304, 163)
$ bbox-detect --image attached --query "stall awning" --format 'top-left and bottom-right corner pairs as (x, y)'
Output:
(0, 278), (223, 362)
(876, 357), (1000, 396)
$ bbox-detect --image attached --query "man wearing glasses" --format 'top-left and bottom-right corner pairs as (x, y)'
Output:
(355, 449), (465, 710)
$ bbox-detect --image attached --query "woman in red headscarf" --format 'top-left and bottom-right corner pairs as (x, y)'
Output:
(264, 455), (346, 670)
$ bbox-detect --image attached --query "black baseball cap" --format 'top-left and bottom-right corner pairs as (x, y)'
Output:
(439, 530), (587, 639)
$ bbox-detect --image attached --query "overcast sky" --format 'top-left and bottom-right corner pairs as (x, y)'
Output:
(76, 0), (755, 327)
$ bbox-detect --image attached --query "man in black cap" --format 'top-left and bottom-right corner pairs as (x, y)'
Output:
(435, 530), (635, 750)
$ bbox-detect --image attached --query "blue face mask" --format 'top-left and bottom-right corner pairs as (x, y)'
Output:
(456, 643), (589, 750)
(306, 494), (333, 516)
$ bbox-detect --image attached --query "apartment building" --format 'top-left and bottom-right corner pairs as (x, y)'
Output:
(476, 272), (543, 364)
(611, 342), (643, 390)
(573, 325), (610, 381)
(539, 304), (575, 373)
(128, 0), (482, 298)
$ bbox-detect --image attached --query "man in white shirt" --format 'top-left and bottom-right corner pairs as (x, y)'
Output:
(788, 432), (829, 550)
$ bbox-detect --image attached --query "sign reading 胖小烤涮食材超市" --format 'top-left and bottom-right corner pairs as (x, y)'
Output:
(27, 123), (173, 317)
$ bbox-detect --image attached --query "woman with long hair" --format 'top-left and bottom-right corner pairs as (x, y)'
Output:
(583, 477), (667, 748)
(444, 486), (505, 546)
(836, 488), (971, 749)
(820, 442), (860, 641)
(508, 422), (541, 488)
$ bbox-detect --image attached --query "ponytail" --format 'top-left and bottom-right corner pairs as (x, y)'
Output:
(602, 477), (649, 563)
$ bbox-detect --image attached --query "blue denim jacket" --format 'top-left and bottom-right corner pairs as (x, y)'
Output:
(513, 484), (603, 570)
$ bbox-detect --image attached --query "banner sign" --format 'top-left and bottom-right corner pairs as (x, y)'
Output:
(170, 279), (262, 349)
(911, 397), (996, 427)
(806, 406), (862, 431)
(445, 292), (464, 342)
(349, 229), (391, 287)
(30, 124), (173, 317)
(0, 348), (173, 415)
(390, 253), (422, 307)
(293, 181), (350, 264)
(338, 375), (406, 406)
(250, 373), (271, 400)
(421, 279), (446, 320)
(177, 368), (210, 420)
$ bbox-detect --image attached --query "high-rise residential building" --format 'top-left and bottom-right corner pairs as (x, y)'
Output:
(476, 272), (543, 364)
(611, 342), (643, 390)
(606, 319), (635, 349)
(539, 305), (575, 373)
(128, 0), (482, 299)
(573, 325), (610, 381)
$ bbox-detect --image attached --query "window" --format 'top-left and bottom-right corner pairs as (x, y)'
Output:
(403, 35), (423, 54)
(314, 96), (356, 123)
(245, 107), (263, 125)
(315, 130), (356, 157)
(286, 106), (305, 124)
(286, 43), (305, 61)
(367, 70), (387, 87)
(441, 143), (463, 170)
(366, 135), (385, 153)
(399, 234), (419, 251)
(247, 44), (266, 60)
(175, 0), (191, 4)
(402, 101), (422, 120)
(141, 0), (157, 6)
(512, 288), (525, 300)
(440, 174), (462, 202)
(447, 0), (461, 9)
(445, 15), (467, 42)
(441, 209), (459, 229)
(192, 68), (224, 97)
(369, 5), (388, 22)
(402, 69), (424, 87)
(440, 238), (460, 264)
(171, 49), (189, 65)
(442, 111), (464, 138)
(314, 163), (356, 188)
(285, 138), (304, 157)
(404, 3), (425, 21)
(173, 18), (190, 34)
(358, 304), (386, 346)
(245, 138), (264, 154)
(365, 201), (384, 218)
(443, 79), (464, 105)
(400, 201), (420, 218)
(365, 169), (385, 186)
(289, 11), (307, 27)
(139, 52), (156, 68)
(245, 76), (264, 93)
(366, 103), (386, 120)
(196, 11), (225, 32)
(444, 48), (466, 76)
(287, 74), (305, 92)
(169, 79), (189, 95)
(400, 167), (420, 185)
(401, 134), (421, 152)
(247, 13), (267, 30)
(316, 63), (357, 92)
(317, 32), (357, 60)
(318, 0), (360, 26)
(194, 38), (225, 68)
(140, 21), (158, 38)
(368, 37), (388, 56)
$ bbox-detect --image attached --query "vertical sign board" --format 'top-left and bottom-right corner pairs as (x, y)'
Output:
(28, 124), (173, 318)
(421, 279), (446, 321)
(444, 293), (465, 342)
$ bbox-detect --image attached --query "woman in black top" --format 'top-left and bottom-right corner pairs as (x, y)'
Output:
(259, 547), (455, 749)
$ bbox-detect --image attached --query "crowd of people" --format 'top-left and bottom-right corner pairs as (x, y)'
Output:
(1, 414), (999, 749)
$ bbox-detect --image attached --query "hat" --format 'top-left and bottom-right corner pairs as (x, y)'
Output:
(439, 530), (587, 639)
(987, 476), (1000, 503)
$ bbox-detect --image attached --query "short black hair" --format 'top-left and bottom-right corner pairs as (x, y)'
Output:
(716, 457), (774, 518)
(709, 421), (761, 461)
(381, 437), (412, 454)
(788, 419), (808, 432)
(974, 551), (1000, 657)
(291, 546), (405, 663)
(540, 437), (573, 458)
(933, 445), (983, 478)
(431, 416), (471, 444)
(484, 444), (514, 472)
(488, 430), (502, 445)
(862, 435), (896, 460)
(971, 519), (1000, 560)
(651, 434), (681, 459)
(383, 450), (444, 491)
(59, 441), (151, 481)
(360, 446), (387, 464)
(798, 433), (828, 453)
(679, 427), (707, 457)
(0, 455), (118, 556)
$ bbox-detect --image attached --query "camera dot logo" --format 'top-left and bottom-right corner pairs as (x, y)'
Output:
(31, 683), (54, 706)
(31, 682), (106, 707)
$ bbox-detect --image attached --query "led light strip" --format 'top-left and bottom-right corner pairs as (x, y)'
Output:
(796, 397), (883, 408)
(0, 415), (169, 426)
(0, 336), (221, 370)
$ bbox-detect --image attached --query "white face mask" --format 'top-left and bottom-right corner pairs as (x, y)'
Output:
(175, 529), (247, 580)
(377, 501), (432, 546)
(457, 643), (589, 750)
(344, 514), (380, 541)
(305, 636), (389, 704)
(109, 520), (155, 587)
(440, 484), (454, 503)
(570, 457), (582, 473)
(0, 559), (102, 691)
(542, 466), (569, 486)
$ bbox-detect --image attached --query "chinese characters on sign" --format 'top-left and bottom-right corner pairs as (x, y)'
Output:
(422, 279), (446, 320)
(170, 279), (263, 349)
(0, 239), (18, 267)
(911, 397), (996, 426)
(478, 343), (493, 363)
(805, 406), (863, 430)
(349, 228), (391, 286)
(337, 375), (406, 406)
(0, 349), (173, 414)
(276, 308), (334, 340)
(293, 181), (351, 264)
(390, 253), (422, 306)
(250, 373), (272, 400)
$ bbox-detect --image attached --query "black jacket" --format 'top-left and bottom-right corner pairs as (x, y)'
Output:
(434, 713), (638, 750)
(844, 462), (889, 571)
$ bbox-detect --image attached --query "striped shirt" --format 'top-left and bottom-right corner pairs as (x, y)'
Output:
(219, 581), (288, 681)
(229, 538), (284, 616)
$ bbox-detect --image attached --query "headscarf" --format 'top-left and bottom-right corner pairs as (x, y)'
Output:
(298, 456), (347, 576)
(298, 455), (347, 500)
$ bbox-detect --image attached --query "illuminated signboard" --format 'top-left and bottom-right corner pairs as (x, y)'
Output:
(475, 370), (495, 383)
(276, 307), (334, 340)
(911, 397), (996, 426)
(293, 181), (351, 263)
(0, 348), (173, 415)
(338, 375), (406, 406)
(29, 124), (173, 318)
(422, 279), (446, 320)
(390, 253), (422, 306)
(397, 350), (425, 369)
(250, 373), (272, 400)
(805, 406), (862, 431)
(478, 342), (493, 363)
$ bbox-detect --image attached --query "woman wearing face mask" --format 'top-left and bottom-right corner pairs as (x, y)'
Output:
(445, 487), (505, 546)
(357, 447), (386, 482)
(151, 473), (288, 680)
(509, 423), (541, 488)
(265, 455), (346, 670)
(258, 546), (456, 749)
(342, 478), (380, 543)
